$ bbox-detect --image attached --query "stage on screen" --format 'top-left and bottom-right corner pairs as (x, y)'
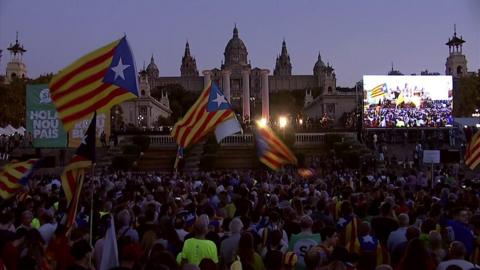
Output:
(363, 75), (453, 128)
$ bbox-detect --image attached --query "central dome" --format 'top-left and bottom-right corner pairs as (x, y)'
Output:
(224, 26), (248, 67)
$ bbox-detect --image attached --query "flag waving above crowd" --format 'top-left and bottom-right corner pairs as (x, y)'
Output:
(0, 158), (39, 199)
(61, 112), (96, 229)
(171, 82), (242, 149)
(254, 124), (297, 171)
(465, 130), (480, 170)
(49, 37), (139, 131)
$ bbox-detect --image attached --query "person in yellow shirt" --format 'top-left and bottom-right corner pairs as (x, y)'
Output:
(177, 215), (218, 266)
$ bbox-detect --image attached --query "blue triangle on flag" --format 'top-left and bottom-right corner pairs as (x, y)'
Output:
(207, 83), (232, 112)
(103, 37), (139, 97)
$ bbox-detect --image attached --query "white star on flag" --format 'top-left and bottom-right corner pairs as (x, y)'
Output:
(81, 134), (88, 145)
(362, 235), (375, 244)
(212, 93), (227, 107)
(111, 58), (130, 80)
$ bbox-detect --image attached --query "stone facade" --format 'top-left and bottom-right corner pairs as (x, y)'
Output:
(145, 26), (355, 123)
(119, 70), (172, 129)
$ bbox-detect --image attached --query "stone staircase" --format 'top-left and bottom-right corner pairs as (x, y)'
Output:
(183, 141), (205, 172)
(136, 146), (177, 171)
(213, 145), (260, 170)
(95, 147), (122, 171)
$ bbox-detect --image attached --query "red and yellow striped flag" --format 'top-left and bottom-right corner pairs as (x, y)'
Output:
(61, 155), (91, 205)
(61, 113), (96, 230)
(370, 83), (386, 98)
(253, 125), (297, 170)
(465, 131), (480, 170)
(49, 37), (139, 131)
(0, 159), (39, 199)
(171, 82), (240, 148)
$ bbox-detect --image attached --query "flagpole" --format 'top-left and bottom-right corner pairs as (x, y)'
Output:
(89, 162), (96, 248)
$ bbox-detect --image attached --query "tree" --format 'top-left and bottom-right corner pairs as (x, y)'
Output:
(0, 78), (26, 126)
(454, 75), (480, 117)
(151, 84), (200, 122)
(0, 74), (54, 127)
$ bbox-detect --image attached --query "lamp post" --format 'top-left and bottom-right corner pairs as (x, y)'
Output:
(279, 116), (287, 138)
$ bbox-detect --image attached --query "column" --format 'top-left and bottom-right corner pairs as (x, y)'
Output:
(202, 70), (212, 88)
(260, 69), (270, 121)
(221, 70), (231, 102)
(241, 69), (251, 121)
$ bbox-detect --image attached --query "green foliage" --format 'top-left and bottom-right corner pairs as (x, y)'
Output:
(131, 135), (150, 152)
(454, 76), (480, 117)
(0, 74), (54, 127)
(0, 78), (26, 126)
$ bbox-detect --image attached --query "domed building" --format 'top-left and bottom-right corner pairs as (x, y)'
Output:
(148, 26), (355, 124)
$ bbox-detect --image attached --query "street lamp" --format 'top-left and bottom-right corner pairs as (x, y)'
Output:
(279, 116), (287, 128)
(279, 116), (287, 137)
(257, 118), (267, 128)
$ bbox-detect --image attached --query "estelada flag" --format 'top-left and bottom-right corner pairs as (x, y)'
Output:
(61, 112), (96, 230)
(171, 82), (241, 148)
(0, 158), (39, 199)
(253, 125), (297, 171)
(370, 83), (386, 98)
(61, 112), (96, 205)
(465, 130), (480, 170)
(49, 37), (139, 131)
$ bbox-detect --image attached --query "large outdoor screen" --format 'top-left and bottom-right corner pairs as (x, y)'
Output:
(363, 75), (453, 128)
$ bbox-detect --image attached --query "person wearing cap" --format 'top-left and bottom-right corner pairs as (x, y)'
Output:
(178, 215), (218, 266)
(220, 217), (243, 268)
(288, 215), (320, 270)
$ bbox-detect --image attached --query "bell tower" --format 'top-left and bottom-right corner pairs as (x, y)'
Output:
(5, 32), (27, 83)
(180, 41), (199, 77)
(445, 25), (467, 78)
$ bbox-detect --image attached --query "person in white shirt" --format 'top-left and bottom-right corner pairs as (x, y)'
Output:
(387, 213), (409, 252)
(37, 209), (57, 246)
(437, 241), (479, 270)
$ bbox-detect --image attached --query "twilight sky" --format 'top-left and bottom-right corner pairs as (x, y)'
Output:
(0, 0), (479, 87)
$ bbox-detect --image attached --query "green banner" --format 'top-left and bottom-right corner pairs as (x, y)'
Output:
(26, 84), (67, 148)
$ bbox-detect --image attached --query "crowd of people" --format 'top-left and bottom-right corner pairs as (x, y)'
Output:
(364, 100), (453, 128)
(0, 133), (30, 161)
(1, 148), (480, 270)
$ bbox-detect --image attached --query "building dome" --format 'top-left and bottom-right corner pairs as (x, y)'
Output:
(313, 53), (325, 72)
(146, 55), (159, 78)
(224, 26), (248, 67)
